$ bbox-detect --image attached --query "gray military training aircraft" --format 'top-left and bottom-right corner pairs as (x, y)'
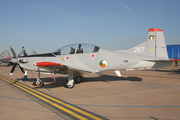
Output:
(0, 50), (10, 65)
(9, 28), (172, 88)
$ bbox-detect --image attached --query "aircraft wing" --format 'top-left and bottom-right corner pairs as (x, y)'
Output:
(34, 62), (98, 74)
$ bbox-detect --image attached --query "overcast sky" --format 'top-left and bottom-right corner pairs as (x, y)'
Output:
(0, 0), (180, 55)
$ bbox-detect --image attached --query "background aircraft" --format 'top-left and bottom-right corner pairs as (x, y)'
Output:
(0, 50), (10, 65)
(10, 28), (172, 88)
(30, 50), (38, 55)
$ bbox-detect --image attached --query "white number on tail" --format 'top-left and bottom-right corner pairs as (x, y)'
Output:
(134, 47), (145, 53)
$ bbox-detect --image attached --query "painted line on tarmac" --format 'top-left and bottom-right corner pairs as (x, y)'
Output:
(0, 95), (180, 108)
(0, 74), (106, 120)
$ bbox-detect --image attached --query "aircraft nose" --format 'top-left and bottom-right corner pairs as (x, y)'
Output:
(10, 58), (18, 63)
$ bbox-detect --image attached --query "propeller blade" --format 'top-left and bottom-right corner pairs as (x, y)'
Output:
(10, 63), (17, 75)
(10, 46), (26, 76)
(19, 66), (25, 74)
(10, 46), (17, 59)
(18, 47), (28, 57)
(18, 48), (25, 57)
(23, 49), (28, 56)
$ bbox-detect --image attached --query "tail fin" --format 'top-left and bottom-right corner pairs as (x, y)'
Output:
(30, 50), (38, 55)
(146, 28), (168, 58)
(117, 28), (169, 59)
(0, 50), (9, 57)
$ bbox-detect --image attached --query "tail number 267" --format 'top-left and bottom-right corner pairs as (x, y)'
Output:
(134, 47), (145, 53)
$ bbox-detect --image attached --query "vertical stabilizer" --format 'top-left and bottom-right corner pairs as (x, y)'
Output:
(0, 50), (9, 57)
(147, 28), (168, 58)
(116, 28), (169, 59)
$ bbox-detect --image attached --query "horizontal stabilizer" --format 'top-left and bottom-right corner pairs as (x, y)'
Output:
(143, 58), (172, 62)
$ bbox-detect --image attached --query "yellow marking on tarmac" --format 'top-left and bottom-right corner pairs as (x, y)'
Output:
(0, 76), (86, 120)
(0, 75), (102, 120)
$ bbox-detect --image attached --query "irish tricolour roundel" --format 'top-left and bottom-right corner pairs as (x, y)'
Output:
(99, 60), (107, 68)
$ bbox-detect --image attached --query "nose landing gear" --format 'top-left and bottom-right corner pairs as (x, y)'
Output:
(32, 78), (44, 86)
(32, 67), (44, 86)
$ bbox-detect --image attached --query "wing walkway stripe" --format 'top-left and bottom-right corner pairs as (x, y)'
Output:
(0, 74), (103, 120)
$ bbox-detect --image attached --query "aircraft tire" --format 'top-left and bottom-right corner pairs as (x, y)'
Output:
(40, 82), (44, 86)
(66, 80), (75, 89)
(32, 81), (44, 86)
(32, 82), (36, 86)
(74, 75), (83, 83)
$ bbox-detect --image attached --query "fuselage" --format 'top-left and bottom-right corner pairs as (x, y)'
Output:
(18, 48), (171, 74)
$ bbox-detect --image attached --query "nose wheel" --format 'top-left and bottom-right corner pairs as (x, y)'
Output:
(32, 69), (44, 86)
(32, 78), (44, 86)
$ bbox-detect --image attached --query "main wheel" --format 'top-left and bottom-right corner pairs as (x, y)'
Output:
(66, 80), (75, 88)
(74, 75), (83, 83)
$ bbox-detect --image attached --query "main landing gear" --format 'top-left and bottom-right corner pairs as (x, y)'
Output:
(32, 68), (84, 88)
(66, 74), (83, 89)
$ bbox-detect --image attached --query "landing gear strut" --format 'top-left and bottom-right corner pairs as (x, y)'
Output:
(32, 67), (44, 86)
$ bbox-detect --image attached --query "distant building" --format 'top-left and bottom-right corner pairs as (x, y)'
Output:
(167, 44), (180, 66)
(167, 44), (180, 59)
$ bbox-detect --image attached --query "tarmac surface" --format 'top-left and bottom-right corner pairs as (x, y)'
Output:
(0, 65), (180, 120)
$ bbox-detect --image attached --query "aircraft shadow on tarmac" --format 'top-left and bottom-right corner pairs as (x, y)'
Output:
(144, 68), (180, 74)
(16, 74), (142, 89)
(159, 69), (180, 74)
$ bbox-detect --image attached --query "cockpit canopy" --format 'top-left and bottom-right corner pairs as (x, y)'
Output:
(53, 43), (100, 55)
